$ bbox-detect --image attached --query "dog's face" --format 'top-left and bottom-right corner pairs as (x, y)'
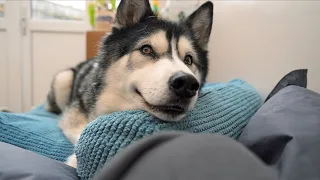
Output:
(97, 0), (213, 121)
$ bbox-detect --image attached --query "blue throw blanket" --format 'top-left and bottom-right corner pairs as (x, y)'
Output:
(0, 79), (262, 180)
(0, 106), (74, 161)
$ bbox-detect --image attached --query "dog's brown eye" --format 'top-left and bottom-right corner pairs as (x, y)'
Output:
(141, 45), (153, 55)
(184, 55), (193, 65)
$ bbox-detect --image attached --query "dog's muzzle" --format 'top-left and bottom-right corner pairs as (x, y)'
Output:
(169, 72), (199, 98)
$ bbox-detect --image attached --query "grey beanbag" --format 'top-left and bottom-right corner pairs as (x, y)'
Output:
(264, 69), (308, 102)
(0, 142), (78, 180)
(239, 86), (320, 180)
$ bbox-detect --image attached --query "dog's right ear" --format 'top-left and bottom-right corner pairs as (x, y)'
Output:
(114, 0), (154, 28)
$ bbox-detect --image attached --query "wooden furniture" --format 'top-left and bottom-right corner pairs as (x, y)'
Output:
(86, 31), (110, 59)
(86, 8), (114, 59)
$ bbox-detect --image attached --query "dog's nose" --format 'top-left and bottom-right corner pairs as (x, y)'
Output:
(169, 72), (200, 98)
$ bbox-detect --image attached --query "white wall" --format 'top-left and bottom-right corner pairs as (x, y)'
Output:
(32, 32), (85, 106)
(207, 1), (320, 99)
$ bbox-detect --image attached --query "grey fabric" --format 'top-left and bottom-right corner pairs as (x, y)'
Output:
(0, 142), (78, 180)
(265, 69), (308, 102)
(93, 132), (278, 180)
(239, 86), (320, 180)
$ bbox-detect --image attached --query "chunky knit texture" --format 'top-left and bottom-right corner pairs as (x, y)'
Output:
(75, 79), (262, 180)
(0, 106), (74, 161)
(0, 79), (261, 179)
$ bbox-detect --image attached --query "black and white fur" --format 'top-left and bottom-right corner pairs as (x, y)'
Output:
(46, 0), (213, 168)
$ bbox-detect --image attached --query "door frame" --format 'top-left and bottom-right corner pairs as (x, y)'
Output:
(0, 3), (7, 110)
(2, 1), (24, 112)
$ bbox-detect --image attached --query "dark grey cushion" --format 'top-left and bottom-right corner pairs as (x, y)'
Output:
(264, 69), (308, 102)
(239, 86), (320, 180)
(0, 142), (78, 180)
(94, 132), (278, 180)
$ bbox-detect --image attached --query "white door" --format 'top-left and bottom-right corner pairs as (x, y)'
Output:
(0, 0), (89, 112)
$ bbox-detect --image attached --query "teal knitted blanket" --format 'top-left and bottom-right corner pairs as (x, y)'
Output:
(0, 79), (262, 180)
(0, 107), (74, 161)
(75, 79), (262, 179)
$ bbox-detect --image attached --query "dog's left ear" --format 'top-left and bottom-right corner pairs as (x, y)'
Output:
(185, 1), (214, 50)
(114, 0), (154, 28)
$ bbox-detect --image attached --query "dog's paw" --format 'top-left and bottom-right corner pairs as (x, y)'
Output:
(65, 154), (77, 168)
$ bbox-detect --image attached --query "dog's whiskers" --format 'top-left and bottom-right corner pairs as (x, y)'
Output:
(137, 25), (147, 32)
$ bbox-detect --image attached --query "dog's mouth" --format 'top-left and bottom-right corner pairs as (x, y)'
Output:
(135, 89), (186, 115)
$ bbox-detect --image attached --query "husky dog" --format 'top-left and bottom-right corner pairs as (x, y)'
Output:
(46, 0), (213, 167)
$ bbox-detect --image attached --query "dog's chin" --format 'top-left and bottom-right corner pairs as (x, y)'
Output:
(143, 101), (189, 122)
(149, 111), (187, 122)
(135, 89), (193, 122)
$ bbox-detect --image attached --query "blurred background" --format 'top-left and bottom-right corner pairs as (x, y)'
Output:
(0, 0), (319, 112)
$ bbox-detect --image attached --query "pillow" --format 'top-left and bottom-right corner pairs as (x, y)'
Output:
(75, 79), (262, 180)
(238, 86), (320, 180)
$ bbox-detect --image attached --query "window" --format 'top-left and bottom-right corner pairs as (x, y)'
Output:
(159, 0), (204, 21)
(31, 0), (85, 20)
(0, 0), (4, 17)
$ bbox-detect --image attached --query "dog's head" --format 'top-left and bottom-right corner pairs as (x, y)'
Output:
(98, 0), (213, 121)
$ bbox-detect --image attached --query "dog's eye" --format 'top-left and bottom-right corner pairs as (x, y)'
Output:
(140, 45), (153, 55)
(184, 55), (193, 65)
